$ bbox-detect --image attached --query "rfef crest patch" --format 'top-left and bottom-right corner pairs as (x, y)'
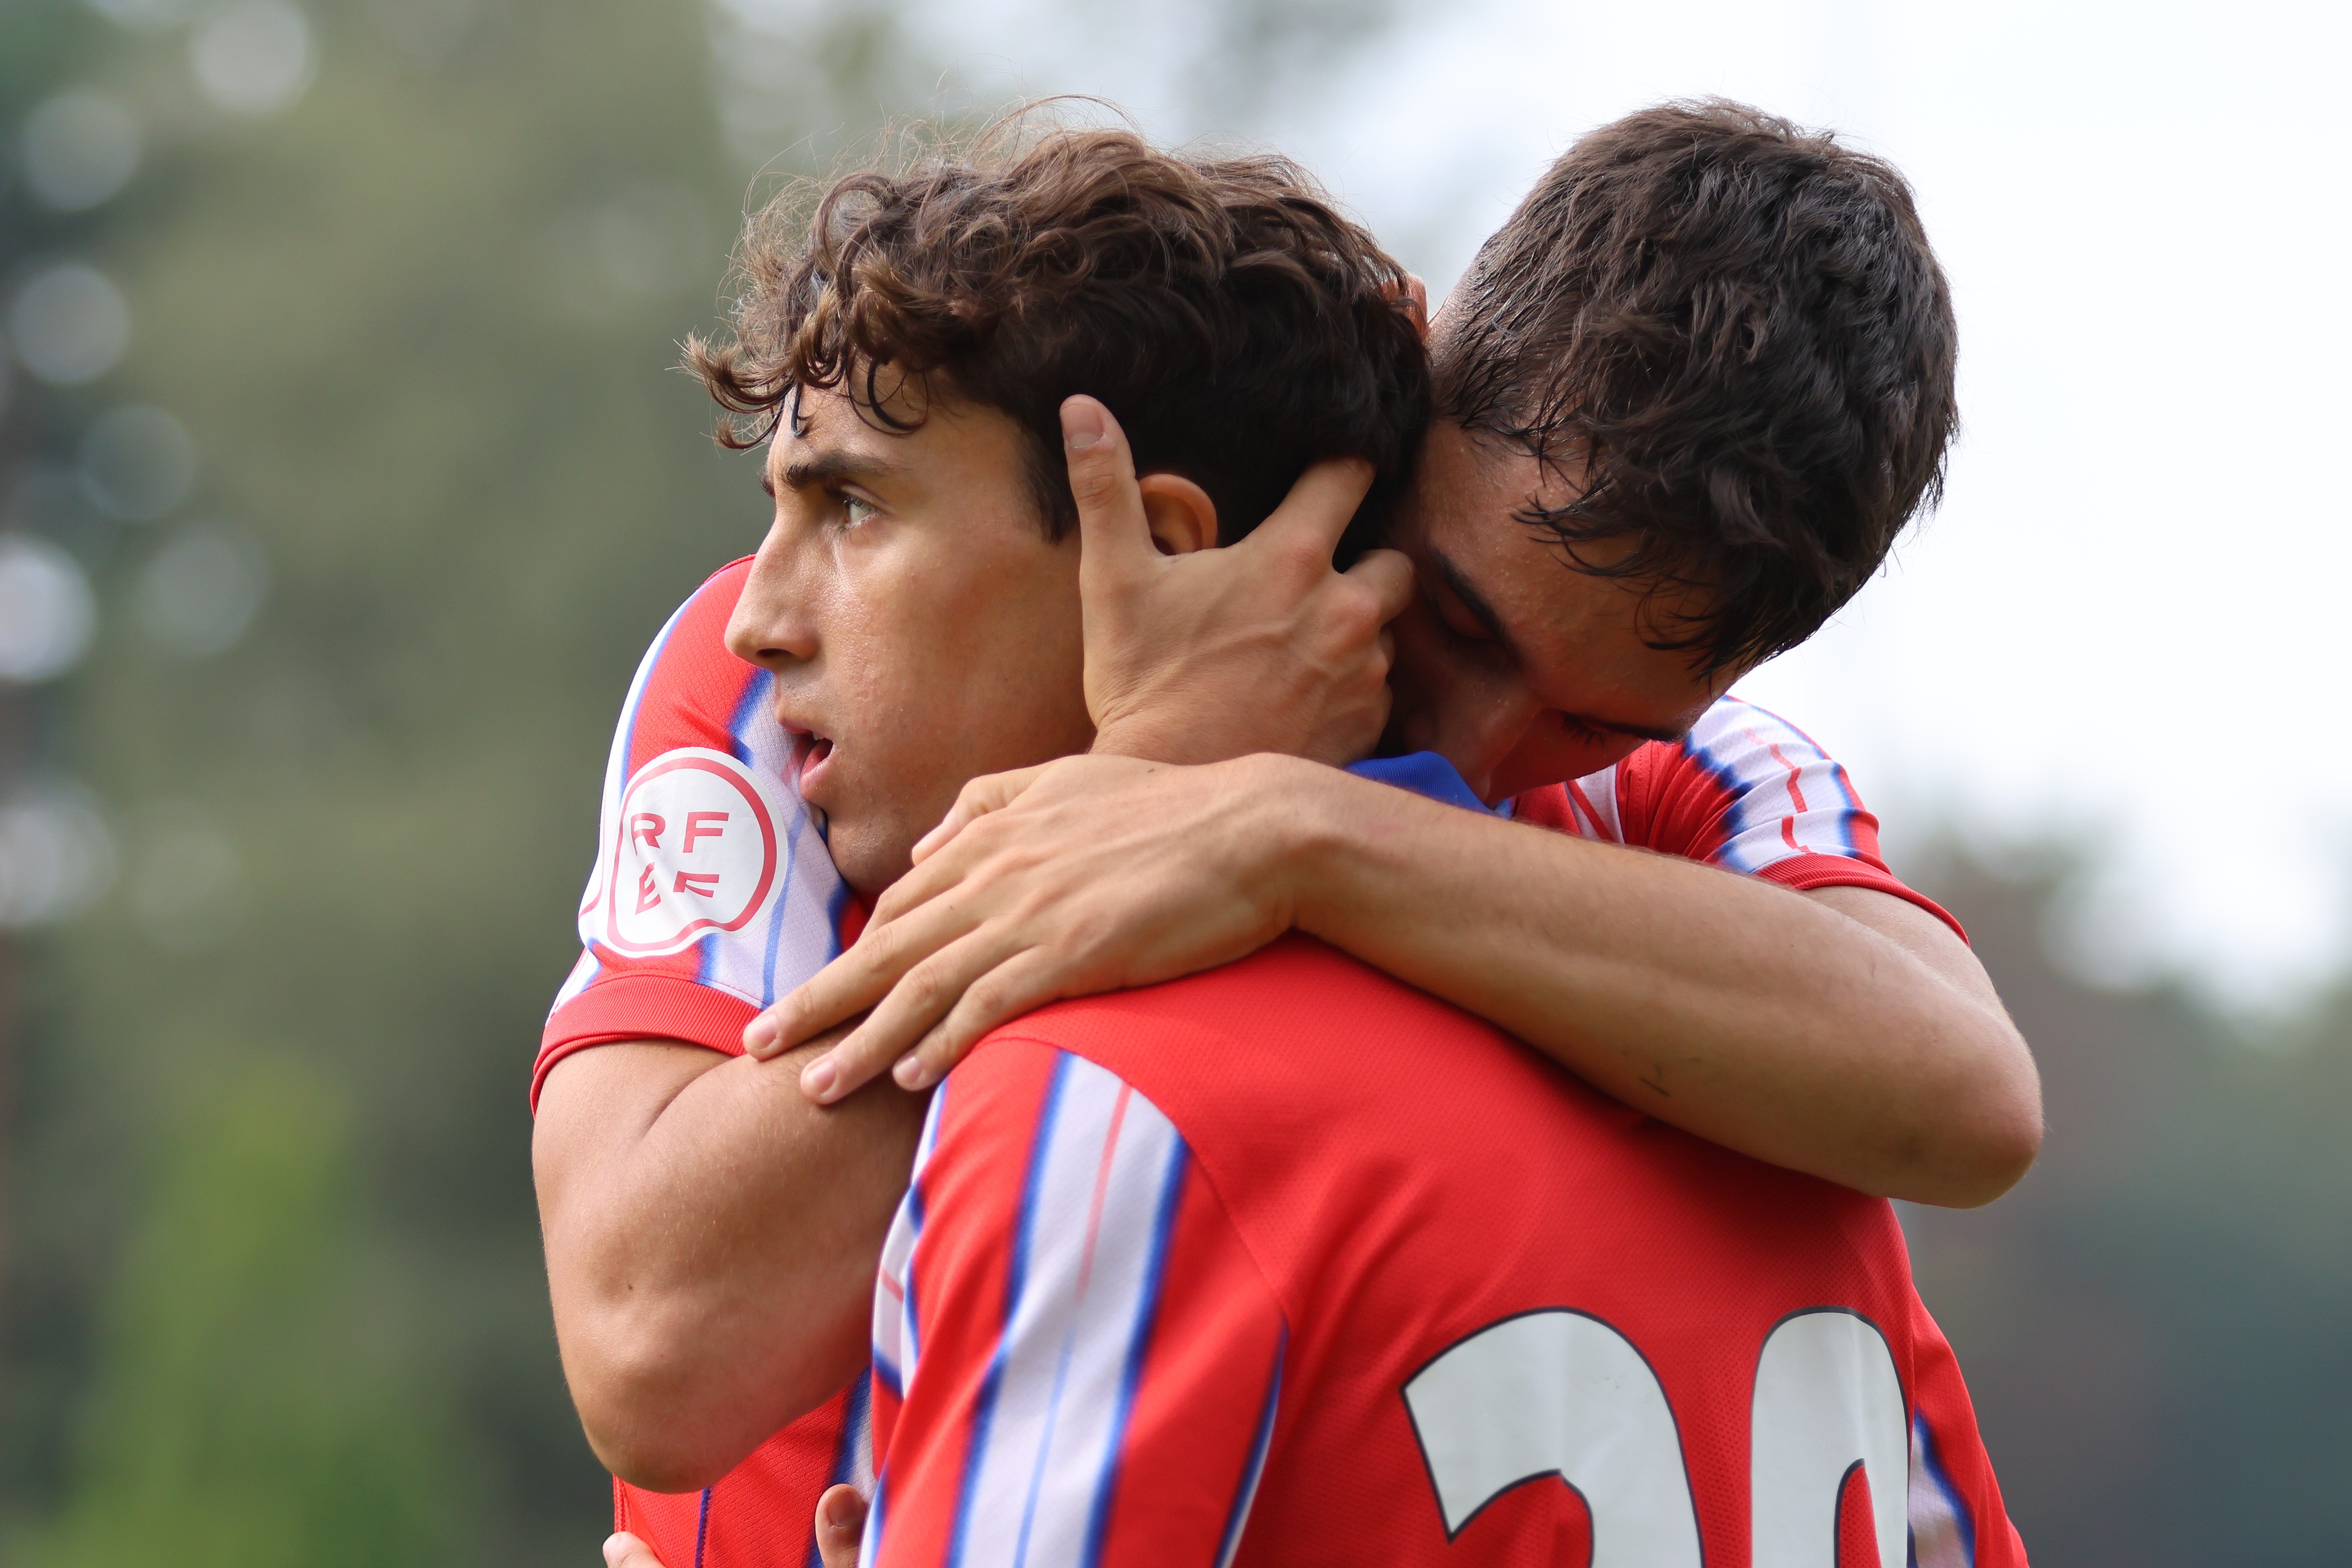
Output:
(597, 747), (789, 957)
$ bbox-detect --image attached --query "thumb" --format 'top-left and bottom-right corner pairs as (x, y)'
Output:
(1241, 455), (1375, 566)
(604, 1533), (665, 1568)
(815, 1484), (869, 1568)
(1062, 395), (1155, 593)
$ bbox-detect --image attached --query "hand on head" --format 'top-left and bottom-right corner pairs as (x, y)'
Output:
(1063, 394), (1415, 766)
(744, 394), (1413, 1101)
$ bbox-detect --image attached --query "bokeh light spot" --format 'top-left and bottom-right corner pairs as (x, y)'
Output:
(21, 89), (142, 211)
(7, 262), (131, 385)
(0, 533), (97, 682)
(80, 404), (197, 521)
(132, 522), (270, 658)
(190, 0), (318, 117)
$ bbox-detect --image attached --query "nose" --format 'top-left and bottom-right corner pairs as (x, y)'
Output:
(724, 524), (818, 669)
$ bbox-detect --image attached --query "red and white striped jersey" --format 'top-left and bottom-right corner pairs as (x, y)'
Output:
(1513, 695), (1962, 939)
(861, 937), (2023, 1567)
(535, 565), (1961, 1568)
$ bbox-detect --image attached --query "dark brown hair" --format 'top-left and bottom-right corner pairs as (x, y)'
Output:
(1434, 98), (1959, 673)
(690, 122), (1429, 555)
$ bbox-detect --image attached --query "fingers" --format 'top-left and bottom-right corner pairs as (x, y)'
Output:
(1062, 396), (1155, 591)
(910, 761), (1053, 865)
(746, 939), (900, 1061)
(894, 948), (1066, 1092)
(605, 1533), (665, 1568)
(802, 926), (1013, 1101)
(1344, 545), (1417, 625)
(1245, 455), (1377, 564)
(814, 1485), (869, 1568)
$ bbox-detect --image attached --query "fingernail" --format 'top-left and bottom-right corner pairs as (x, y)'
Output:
(1062, 398), (1105, 452)
(823, 1490), (865, 1530)
(744, 1013), (778, 1053)
(802, 1056), (838, 1101)
(895, 1056), (933, 1090)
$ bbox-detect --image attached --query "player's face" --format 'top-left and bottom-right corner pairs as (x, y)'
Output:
(1384, 415), (1738, 803)
(726, 384), (1093, 898)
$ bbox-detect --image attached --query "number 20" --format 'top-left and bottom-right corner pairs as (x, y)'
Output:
(1401, 1307), (1908, 1566)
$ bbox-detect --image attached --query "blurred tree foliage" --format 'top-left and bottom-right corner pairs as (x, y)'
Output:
(2, 0), (1408, 1563)
(5, 0), (783, 1559)
(1908, 855), (2352, 1565)
(2, 0), (2346, 1566)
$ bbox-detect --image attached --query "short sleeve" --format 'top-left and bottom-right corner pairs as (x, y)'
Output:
(865, 1041), (1288, 1568)
(1514, 696), (1964, 942)
(533, 559), (851, 1110)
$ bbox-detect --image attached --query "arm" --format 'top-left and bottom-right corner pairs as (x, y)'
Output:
(533, 1035), (923, 1491)
(742, 405), (2039, 1205)
(758, 753), (2037, 1206)
(867, 1041), (1285, 1566)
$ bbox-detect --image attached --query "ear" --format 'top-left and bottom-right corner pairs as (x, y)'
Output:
(1384, 273), (1430, 340)
(1136, 473), (1220, 555)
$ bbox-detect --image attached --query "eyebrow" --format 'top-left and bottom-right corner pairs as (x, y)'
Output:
(1425, 545), (1686, 746)
(762, 446), (908, 498)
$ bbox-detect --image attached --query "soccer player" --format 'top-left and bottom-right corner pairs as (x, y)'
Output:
(536, 109), (2035, 1567)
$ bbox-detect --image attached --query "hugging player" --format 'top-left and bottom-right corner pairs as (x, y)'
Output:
(536, 109), (2034, 1566)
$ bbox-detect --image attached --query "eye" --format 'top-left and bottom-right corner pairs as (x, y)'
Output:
(1558, 712), (1612, 746)
(841, 494), (879, 528)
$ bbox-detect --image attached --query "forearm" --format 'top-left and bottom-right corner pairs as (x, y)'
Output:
(1261, 757), (2040, 1205)
(534, 1040), (923, 1489)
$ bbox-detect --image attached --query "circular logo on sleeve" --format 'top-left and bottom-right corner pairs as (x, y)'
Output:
(600, 747), (788, 957)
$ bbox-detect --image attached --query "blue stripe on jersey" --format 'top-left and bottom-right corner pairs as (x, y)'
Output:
(693, 1485), (712, 1568)
(946, 1055), (1073, 1568)
(1747, 700), (1865, 855)
(1213, 1327), (1286, 1568)
(725, 664), (773, 766)
(759, 793), (802, 1007)
(1079, 1134), (1190, 1568)
(1910, 1412), (1977, 1566)
(616, 594), (696, 783)
(1684, 697), (1861, 862)
(805, 1371), (875, 1568)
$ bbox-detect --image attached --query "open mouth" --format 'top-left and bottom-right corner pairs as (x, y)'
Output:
(785, 726), (835, 792)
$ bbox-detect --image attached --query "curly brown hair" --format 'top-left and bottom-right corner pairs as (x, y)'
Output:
(1434, 99), (1959, 674)
(688, 122), (1429, 557)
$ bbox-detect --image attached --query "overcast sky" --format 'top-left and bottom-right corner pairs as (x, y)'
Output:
(826, 0), (2351, 1007)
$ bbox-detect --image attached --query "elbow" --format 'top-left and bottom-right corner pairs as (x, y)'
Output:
(565, 1308), (755, 1494)
(1900, 1042), (2046, 1209)
(555, 1285), (867, 1494)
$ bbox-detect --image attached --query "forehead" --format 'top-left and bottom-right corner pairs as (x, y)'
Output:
(1411, 421), (1724, 721)
(765, 382), (1028, 484)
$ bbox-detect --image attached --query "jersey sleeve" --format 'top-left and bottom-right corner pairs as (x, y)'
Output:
(533, 558), (851, 1110)
(1515, 696), (1964, 942)
(864, 1040), (1288, 1568)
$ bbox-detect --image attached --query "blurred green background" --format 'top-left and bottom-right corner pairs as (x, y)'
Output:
(0, 1), (2345, 1564)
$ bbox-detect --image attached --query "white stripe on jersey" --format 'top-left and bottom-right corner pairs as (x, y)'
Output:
(875, 1081), (951, 1398)
(699, 667), (845, 1009)
(945, 1053), (1188, 1568)
(1908, 1414), (1976, 1568)
(1564, 764), (1624, 842)
(1684, 698), (1861, 873)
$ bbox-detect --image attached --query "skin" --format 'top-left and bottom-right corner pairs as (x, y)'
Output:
(534, 384), (1405, 1490)
(541, 382), (2041, 1497)
(768, 397), (2042, 1204)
